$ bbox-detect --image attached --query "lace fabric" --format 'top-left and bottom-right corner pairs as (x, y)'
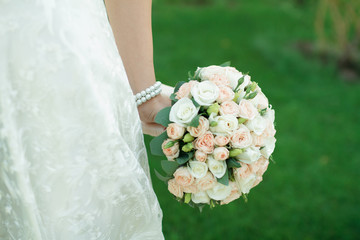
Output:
(0, 0), (164, 239)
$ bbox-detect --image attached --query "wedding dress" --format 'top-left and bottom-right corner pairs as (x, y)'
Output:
(0, 0), (164, 239)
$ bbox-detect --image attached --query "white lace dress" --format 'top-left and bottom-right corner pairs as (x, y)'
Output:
(0, 0), (164, 239)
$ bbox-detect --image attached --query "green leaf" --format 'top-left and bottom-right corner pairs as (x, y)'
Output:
(161, 160), (180, 176)
(234, 76), (245, 91)
(227, 158), (241, 168)
(154, 169), (172, 182)
(149, 131), (168, 156)
(191, 98), (200, 108)
(154, 107), (172, 127)
(170, 93), (177, 103)
(245, 91), (258, 100)
(219, 61), (231, 67)
(189, 114), (200, 127)
(259, 108), (267, 116)
(217, 168), (229, 186)
(176, 151), (194, 165)
(174, 81), (186, 94)
(188, 71), (193, 79)
(184, 193), (191, 203)
(194, 70), (201, 80)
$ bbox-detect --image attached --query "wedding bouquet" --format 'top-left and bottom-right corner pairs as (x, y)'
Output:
(150, 63), (276, 209)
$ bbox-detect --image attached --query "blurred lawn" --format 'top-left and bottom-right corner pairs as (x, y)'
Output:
(145, 0), (360, 239)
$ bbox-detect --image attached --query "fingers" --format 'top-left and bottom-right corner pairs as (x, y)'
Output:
(142, 122), (166, 137)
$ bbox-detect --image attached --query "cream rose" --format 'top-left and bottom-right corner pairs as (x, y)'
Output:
(162, 139), (180, 160)
(198, 65), (230, 87)
(169, 98), (199, 126)
(191, 81), (219, 106)
(206, 182), (232, 201)
(238, 99), (258, 120)
(260, 136), (276, 158)
(194, 131), (215, 154)
(175, 80), (198, 99)
(214, 135), (230, 147)
(234, 172), (257, 194)
(245, 115), (267, 135)
(213, 147), (229, 161)
(191, 191), (211, 204)
(167, 123), (186, 140)
(235, 146), (261, 164)
(264, 108), (275, 123)
(196, 171), (217, 191)
(252, 176), (263, 188)
(250, 91), (268, 109)
(209, 114), (238, 136)
(187, 160), (208, 179)
(195, 150), (207, 162)
(219, 101), (240, 116)
(217, 86), (235, 103)
(173, 167), (194, 187)
(207, 155), (227, 178)
(230, 125), (252, 148)
(168, 178), (184, 198)
(223, 67), (244, 90)
(187, 116), (209, 137)
(221, 181), (241, 205)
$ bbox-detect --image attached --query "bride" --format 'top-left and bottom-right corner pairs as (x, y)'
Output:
(0, 0), (170, 239)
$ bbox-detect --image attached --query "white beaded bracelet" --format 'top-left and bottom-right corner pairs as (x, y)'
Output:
(135, 81), (162, 106)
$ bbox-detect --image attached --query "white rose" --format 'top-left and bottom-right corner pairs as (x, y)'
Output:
(250, 91), (268, 109)
(207, 155), (227, 178)
(187, 160), (208, 179)
(169, 98), (199, 126)
(224, 67), (244, 90)
(245, 115), (267, 135)
(263, 108), (275, 123)
(209, 114), (238, 136)
(260, 136), (276, 158)
(234, 172), (257, 194)
(206, 182), (232, 201)
(235, 146), (261, 164)
(191, 81), (219, 106)
(191, 191), (211, 204)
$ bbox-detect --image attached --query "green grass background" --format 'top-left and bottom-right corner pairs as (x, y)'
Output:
(144, 0), (360, 239)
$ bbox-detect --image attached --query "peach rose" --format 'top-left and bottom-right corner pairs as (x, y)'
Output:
(195, 150), (207, 162)
(252, 176), (263, 188)
(238, 99), (258, 120)
(217, 86), (235, 103)
(233, 163), (252, 180)
(221, 181), (241, 205)
(219, 101), (240, 116)
(176, 80), (198, 99)
(194, 131), (215, 154)
(196, 172), (217, 191)
(187, 116), (209, 137)
(262, 121), (276, 138)
(162, 139), (180, 160)
(173, 167), (194, 187)
(251, 132), (266, 147)
(182, 182), (199, 194)
(214, 135), (230, 147)
(213, 147), (229, 161)
(230, 125), (252, 149)
(167, 123), (186, 140)
(168, 178), (184, 198)
(249, 156), (269, 176)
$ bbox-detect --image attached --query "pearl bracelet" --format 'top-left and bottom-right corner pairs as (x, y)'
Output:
(135, 81), (162, 106)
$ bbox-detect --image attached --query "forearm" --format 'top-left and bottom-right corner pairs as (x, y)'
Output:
(105, 0), (155, 94)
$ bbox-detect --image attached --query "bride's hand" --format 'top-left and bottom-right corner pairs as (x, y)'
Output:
(138, 84), (174, 136)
